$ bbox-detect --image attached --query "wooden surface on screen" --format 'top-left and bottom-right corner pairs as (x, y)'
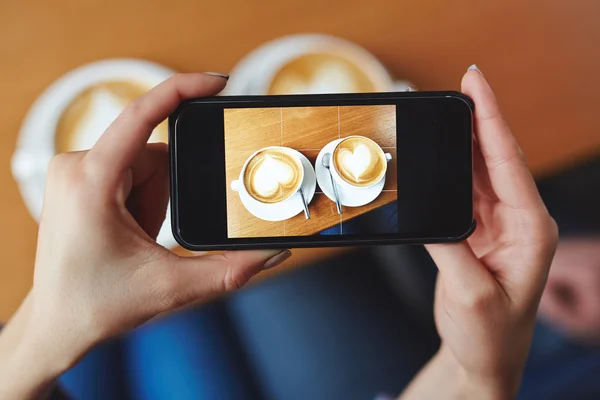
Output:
(224, 105), (397, 238)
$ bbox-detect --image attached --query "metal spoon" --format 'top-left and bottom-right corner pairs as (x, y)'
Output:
(299, 186), (310, 219)
(322, 153), (342, 214)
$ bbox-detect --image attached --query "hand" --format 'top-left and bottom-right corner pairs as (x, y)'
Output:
(0, 73), (291, 399)
(402, 66), (558, 399)
(539, 237), (600, 345)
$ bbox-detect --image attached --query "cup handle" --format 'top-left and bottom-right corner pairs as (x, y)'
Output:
(392, 80), (415, 92)
(385, 153), (392, 162)
(231, 180), (241, 192)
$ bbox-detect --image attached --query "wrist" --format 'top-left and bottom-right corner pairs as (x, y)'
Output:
(0, 292), (84, 398)
(401, 347), (517, 400)
(436, 347), (517, 400)
(27, 290), (95, 374)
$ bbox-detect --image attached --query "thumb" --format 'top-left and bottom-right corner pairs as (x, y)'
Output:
(164, 249), (291, 306)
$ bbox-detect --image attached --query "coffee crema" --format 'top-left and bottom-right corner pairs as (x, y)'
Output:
(268, 53), (379, 95)
(55, 81), (168, 153)
(243, 149), (303, 203)
(333, 136), (386, 187)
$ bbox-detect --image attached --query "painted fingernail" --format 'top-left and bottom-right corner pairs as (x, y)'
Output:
(263, 249), (292, 270)
(467, 64), (483, 76)
(205, 72), (230, 80)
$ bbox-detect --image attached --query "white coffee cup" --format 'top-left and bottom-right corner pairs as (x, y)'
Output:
(224, 34), (412, 95)
(231, 146), (305, 207)
(329, 136), (392, 190)
(11, 59), (177, 248)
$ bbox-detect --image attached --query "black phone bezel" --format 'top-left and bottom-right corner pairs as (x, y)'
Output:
(169, 91), (475, 251)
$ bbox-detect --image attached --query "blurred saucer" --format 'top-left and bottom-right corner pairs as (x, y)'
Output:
(315, 139), (385, 207)
(236, 151), (316, 221)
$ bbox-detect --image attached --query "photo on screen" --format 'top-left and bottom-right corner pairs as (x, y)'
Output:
(224, 105), (398, 238)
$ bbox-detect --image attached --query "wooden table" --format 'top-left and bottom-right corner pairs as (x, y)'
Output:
(2, 0), (600, 321)
(225, 105), (397, 238)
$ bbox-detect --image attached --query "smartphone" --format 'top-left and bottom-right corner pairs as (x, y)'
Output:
(170, 91), (474, 251)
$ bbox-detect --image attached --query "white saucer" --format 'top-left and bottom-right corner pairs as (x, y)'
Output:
(315, 139), (385, 207)
(236, 151), (316, 222)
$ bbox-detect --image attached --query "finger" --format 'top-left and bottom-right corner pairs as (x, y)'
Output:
(425, 242), (499, 301)
(165, 249), (292, 307)
(125, 143), (170, 239)
(87, 73), (228, 182)
(462, 66), (543, 211)
(471, 137), (496, 203)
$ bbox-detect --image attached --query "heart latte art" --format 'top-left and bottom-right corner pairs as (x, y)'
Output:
(333, 137), (386, 187)
(244, 149), (303, 203)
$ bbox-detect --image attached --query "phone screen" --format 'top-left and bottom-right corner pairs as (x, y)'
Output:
(170, 92), (474, 250)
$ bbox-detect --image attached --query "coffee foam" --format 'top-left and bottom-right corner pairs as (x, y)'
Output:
(277, 61), (361, 94)
(55, 81), (168, 153)
(268, 54), (378, 95)
(333, 137), (385, 186)
(244, 150), (302, 203)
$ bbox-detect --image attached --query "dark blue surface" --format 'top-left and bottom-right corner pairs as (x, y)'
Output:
(59, 302), (262, 400)
(519, 321), (600, 400)
(320, 202), (399, 236)
(226, 250), (438, 400)
(58, 246), (600, 400)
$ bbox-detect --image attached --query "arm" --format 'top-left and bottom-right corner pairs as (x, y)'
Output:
(0, 294), (68, 399)
(0, 73), (290, 399)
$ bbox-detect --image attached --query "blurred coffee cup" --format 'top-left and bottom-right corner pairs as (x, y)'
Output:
(12, 59), (176, 247)
(224, 34), (412, 95)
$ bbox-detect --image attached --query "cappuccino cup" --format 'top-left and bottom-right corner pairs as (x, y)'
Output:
(231, 147), (305, 206)
(330, 136), (392, 190)
(12, 59), (176, 247)
(224, 34), (412, 95)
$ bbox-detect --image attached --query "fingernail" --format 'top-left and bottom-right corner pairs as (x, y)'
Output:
(263, 249), (292, 270)
(405, 86), (416, 92)
(205, 72), (230, 80)
(467, 64), (483, 76)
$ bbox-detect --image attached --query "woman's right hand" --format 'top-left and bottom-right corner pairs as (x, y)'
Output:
(402, 66), (558, 399)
